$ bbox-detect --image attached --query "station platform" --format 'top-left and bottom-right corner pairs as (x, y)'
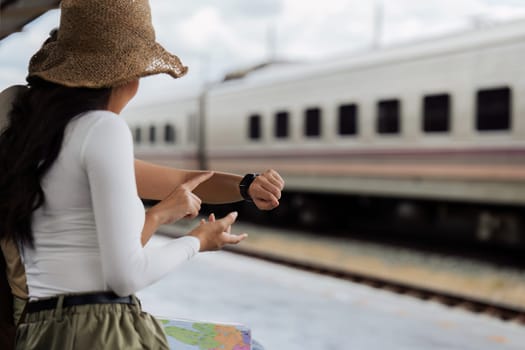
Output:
(138, 236), (525, 350)
(160, 220), (525, 309)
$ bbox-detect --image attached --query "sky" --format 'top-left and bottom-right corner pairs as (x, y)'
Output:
(1, 0), (525, 106)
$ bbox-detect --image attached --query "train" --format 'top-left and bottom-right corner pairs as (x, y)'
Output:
(123, 19), (525, 248)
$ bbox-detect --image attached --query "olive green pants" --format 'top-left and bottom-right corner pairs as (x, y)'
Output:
(15, 295), (169, 350)
(13, 296), (26, 326)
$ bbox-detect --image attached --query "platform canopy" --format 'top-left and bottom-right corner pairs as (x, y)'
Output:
(0, 0), (60, 40)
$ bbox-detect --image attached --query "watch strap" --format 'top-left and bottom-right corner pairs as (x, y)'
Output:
(239, 173), (258, 202)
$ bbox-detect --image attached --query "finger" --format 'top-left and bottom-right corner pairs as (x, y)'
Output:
(189, 192), (202, 206)
(209, 213), (216, 222)
(185, 210), (199, 219)
(255, 194), (279, 208)
(252, 184), (279, 205)
(253, 198), (276, 210)
(217, 211), (238, 230)
(200, 218), (206, 225)
(185, 201), (201, 218)
(222, 232), (248, 244)
(183, 171), (214, 191)
(264, 169), (284, 186)
(267, 170), (285, 189)
(256, 177), (281, 200)
(261, 172), (282, 189)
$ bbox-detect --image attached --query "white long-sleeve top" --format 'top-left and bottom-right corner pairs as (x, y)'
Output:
(23, 110), (200, 299)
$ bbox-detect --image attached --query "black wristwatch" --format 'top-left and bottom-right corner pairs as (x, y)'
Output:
(239, 173), (258, 202)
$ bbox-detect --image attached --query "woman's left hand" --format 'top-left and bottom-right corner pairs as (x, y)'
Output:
(248, 169), (285, 210)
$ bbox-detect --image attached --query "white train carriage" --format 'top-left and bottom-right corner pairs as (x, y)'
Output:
(205, 20), (525, 207)
(125, 20), (525, 244)
(125, 95), (201, 170)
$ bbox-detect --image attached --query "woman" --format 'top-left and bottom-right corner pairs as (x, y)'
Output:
(0, 0), (283, 348)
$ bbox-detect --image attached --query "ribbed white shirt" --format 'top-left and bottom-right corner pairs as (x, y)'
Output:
(22, 110), (200, 299)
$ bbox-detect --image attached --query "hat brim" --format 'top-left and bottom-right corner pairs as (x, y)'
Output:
(28, 41), (188, 88)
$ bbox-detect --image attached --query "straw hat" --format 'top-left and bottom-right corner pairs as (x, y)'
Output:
(27, 0), (188, 88)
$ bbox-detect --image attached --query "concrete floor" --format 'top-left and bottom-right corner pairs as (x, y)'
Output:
(160, 220), (525, 309)
(137, 236), (525, 350)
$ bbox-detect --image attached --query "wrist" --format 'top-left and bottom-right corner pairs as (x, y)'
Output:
(145, 209), (162, 226)
(239, 173), (258, 202)
(189, 231), (206, 252)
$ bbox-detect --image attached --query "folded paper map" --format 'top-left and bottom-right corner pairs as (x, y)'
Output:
(159, 318), (252, 350)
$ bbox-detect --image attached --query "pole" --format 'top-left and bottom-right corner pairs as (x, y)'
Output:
(373, 0), (384, 49)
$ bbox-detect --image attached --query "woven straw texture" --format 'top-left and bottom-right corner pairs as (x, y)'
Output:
(28, 0), (188, 88)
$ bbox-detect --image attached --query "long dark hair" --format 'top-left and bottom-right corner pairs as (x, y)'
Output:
(0, 78), (112, 247)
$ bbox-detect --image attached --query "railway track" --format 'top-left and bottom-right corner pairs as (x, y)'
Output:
(160, 227), (525, 325)
(220, 244), (525, 325)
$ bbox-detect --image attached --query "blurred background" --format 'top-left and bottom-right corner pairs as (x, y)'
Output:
(3, 0), (525, 100)
(2, 1), (525, 349)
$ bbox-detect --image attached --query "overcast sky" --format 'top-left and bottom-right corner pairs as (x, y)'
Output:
(1, 0), (525, 106)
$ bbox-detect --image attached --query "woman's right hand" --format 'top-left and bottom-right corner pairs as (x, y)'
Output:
(147, 172), (214, 226)
(189, 212), (247, 252)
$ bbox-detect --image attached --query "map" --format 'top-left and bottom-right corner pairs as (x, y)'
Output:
(160, 318), (252, 350)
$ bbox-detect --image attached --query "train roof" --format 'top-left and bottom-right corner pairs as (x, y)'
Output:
(210, 18), (525, 95)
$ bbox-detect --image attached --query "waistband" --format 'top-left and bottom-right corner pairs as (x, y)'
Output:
(27, 292), (134, 314)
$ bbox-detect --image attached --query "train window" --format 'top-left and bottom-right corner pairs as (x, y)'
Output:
(423, 94), (450, 132)
(377, 99), (400, 134)
(275, 111), (289, 138)
(338, 104), (358, 135)
(134, 127), (141, 144)
(149, 125), (156, 143)
(305, 107), (321, 137)
(248, 114), (261, 140)
(476, 87), (511, 131)
(164, 124), (176, 144)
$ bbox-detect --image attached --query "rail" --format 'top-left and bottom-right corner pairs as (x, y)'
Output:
(160, 229), (525, 325)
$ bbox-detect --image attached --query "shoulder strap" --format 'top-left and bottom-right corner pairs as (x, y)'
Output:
(0, 245), (15, 350)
